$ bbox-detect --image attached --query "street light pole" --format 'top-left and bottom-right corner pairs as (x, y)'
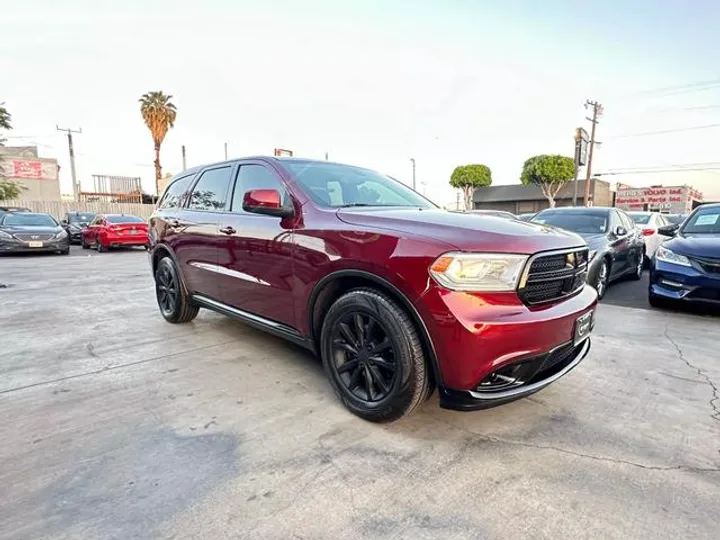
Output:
(410, 158), (416, 191)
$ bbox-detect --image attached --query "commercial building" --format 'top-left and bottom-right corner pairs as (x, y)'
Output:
(614, 185), (703, 214)
(0, 146), (61, 201)
(472, 179), (613, 214)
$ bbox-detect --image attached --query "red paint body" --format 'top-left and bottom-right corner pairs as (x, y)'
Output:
(150, 157), (597, 395)
(83, 215), (149, 249)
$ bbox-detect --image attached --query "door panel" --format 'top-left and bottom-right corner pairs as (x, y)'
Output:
(608, 211), (629, 277)
(216, 163), (296, 328)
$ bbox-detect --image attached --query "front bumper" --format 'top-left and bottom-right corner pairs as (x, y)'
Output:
(417, 283), (597, 405)
(0, 238), (69, 253)
(649, 258), (720, 304)
(439, 338), (591, 410)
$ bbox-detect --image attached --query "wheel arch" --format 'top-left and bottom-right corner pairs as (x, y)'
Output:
(308, 269), (444, 387)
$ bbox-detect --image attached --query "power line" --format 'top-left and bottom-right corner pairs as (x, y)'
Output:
(630, 78), (720, 97)
(608, 123), (720, 139)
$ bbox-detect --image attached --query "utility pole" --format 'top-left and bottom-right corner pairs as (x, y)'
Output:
(56, 125), (82, 201)
(410, 157), (416, 190)
(584, 100), (603, 206)
(325, 152), (329, 161)
(224, 142), (228, 160)
(181, 145), (187, 171)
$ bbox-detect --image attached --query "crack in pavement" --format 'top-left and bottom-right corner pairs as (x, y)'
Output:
(665, 328), (720, 424)
(434, 417), (720, 473)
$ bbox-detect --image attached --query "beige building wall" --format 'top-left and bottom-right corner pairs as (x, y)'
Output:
(0, 147), (62, 201)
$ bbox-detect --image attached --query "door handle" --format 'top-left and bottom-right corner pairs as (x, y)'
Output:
(219, 226), (236, 235)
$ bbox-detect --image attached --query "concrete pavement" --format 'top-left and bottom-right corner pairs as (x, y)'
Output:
(1, 248), (718, 539)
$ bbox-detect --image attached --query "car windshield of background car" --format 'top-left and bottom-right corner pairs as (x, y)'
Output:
(105, 215), (145, 224)
(283, 161), (435, 209)
(69, 213), (96, 223)
(532, 212), (608, 234)
(666, 214), (686, 224)
(1, 214), (58, 227)
(628, 213), (651, 224)
(682, 209), (720, 234)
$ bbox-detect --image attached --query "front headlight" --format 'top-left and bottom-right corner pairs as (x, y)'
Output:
(429, 252), (528, 292)
(54, 229), (68, 239)
(656, 246), (691, 267)
(0, 230), (13, 239)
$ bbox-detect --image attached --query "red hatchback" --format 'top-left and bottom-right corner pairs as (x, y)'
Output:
(148, 157), (597, 422)
(82, 214), (149, 252)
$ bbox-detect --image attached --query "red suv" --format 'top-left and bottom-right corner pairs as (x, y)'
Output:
(149, 157), (597, 422)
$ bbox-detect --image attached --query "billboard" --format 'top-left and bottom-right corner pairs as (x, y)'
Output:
(0, 158), (58, 180)
(615, 186), (703, 213)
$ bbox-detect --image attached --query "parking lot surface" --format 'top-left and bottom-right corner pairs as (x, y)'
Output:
(1, 248), (719, 540)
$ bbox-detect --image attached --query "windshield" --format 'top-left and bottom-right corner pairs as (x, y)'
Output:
(281, 161), (435, 209)
(682, 208), (720, 234)
(532, 211), (608, 234)
(105, 215), (145, 224)
(68, 212), (96, 223)
(628, 213), (650, 225)
(666, 214), (686, 225)
(1, 213), (58, 227)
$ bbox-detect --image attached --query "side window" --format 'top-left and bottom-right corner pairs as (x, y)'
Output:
(617, 211), (631, 232)
(159, 175), (193, 209)
(609, 211), (621, 232)
(91, 216), (104, 226)
(231, 165), (288, 212)
(188, 167), (233, 211)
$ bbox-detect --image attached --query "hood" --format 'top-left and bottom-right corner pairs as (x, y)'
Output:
(574, 233), (607, 251)
(1, 225), (62, 235)
(665, 234), (720, 258)
(336, 208), (587, 254)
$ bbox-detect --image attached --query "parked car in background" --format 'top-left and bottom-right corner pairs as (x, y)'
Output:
(664, 213), (687, 226)
(0, 212), (69, 255)
(0, 206), (31, 219)
(517, 213), (536, 221)
(148, 157), (597, 422)
(627, 211), (671, 261)
(531, 207), (644, 300)
(649, 203), (720, 307)
(81, 214), (149, 252)
(61, 211), (97, 244)
(467, 209), (517, 219)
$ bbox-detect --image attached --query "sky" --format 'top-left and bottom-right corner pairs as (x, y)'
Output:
(3, 0), (720, 205)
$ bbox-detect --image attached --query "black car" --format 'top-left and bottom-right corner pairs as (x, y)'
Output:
(61, 211), (97, 244)
(0, 212), (70, 255)
(531, 207), (645, 299)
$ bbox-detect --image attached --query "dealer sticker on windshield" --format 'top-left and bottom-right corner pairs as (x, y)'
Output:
(573, 310), (594, 346)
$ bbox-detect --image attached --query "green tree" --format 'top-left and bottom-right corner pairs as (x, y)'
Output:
(0, 102), (27, 201)
(520, 154), (575, 208)
(449, 164), (492, 211)
(139, 91), (177, 196)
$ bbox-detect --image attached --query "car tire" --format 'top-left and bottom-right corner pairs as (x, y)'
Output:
(591, 260), (610, 300)
(320, 288), (430, 423)
(630, 251), (644, 281)
(154, 257), (199, 323)
(95, 240), (105, 253)
(81, 238), (89, 250)
(59, 248), (70, 255)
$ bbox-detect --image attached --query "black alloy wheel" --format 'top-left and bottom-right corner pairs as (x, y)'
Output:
(331, 312), (397, 403)
(154, 257), (199, 323)
(320, 288), (430, 422)
(593, 260), (609, 300)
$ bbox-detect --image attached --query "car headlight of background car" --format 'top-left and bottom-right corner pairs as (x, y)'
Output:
(0, 230), (14, 240)
(655, 246), (691, 267)
(430, 252), (528, 292)
(54, 229), (68, 239)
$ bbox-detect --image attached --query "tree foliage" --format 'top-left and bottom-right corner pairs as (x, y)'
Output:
(520, 154), (574, 208)
(139, 91), (177, 194)
(449, 164), (492, 211)
(0, 102), (25, 201)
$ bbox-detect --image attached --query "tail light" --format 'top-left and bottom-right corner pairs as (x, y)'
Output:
(642, 228), (655, 236)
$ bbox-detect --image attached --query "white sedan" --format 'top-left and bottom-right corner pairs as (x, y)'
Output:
(627, 211), (671, 259)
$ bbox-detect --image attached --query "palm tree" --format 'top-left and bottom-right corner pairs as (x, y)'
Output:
(139, 92), (177, 195)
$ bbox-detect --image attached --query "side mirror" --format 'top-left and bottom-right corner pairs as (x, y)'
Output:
(61, 219), (69, 225)
(242, 189), (293, 218)
(658, 224), (678, 237)
(615, 226), (627, 236)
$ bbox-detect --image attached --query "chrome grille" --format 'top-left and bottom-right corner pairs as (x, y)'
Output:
(518, 248), (588, 305)
(12, 233), (55, 241)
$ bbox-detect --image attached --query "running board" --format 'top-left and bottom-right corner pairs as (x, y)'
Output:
(191, 294), (315, 352)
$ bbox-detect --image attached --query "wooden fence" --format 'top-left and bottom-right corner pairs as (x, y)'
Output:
(3, 200), (156, 220)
